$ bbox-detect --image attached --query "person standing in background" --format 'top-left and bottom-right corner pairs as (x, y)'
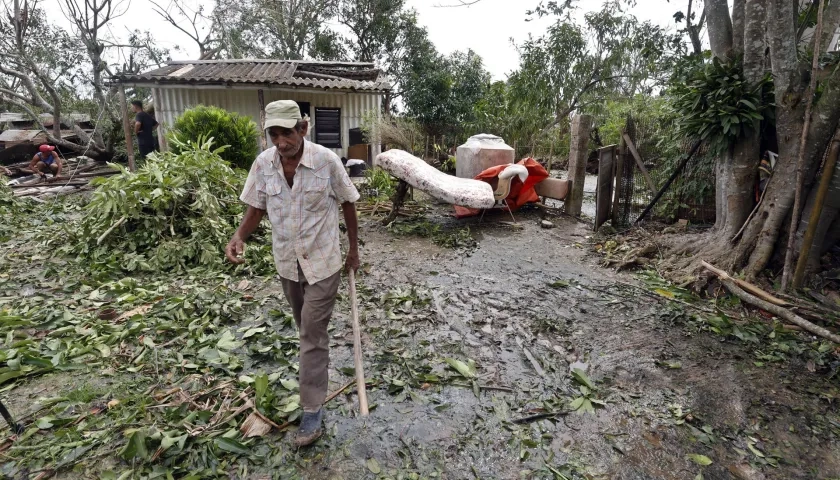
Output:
(131, 100), (159, 158)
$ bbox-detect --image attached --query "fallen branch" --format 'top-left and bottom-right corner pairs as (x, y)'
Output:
(97, 216), (126, 245)
(728, 276), (788, 307)
(702, 261), (840, 344)
(521, 346), (545, 377)
(512, 411), (569, 424)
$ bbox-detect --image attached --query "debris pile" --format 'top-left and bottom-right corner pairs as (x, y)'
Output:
(2, 155), (117, 199)
(63, 137), (272, 273)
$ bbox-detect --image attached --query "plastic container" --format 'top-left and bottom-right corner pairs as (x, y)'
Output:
(456, 134), (514, 179)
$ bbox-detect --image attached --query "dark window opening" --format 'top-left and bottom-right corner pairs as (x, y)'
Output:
(314, 107), (341, 148)
(297, 102), (311, 118)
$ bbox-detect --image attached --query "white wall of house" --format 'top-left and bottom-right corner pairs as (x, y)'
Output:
(149, 85), (383, 159)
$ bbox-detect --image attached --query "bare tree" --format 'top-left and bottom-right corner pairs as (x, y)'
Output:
(0, 0), (104, 155)
(0, 0), (168, 158)
(150, 0), (220, 60)
(60, 0), (128, 151)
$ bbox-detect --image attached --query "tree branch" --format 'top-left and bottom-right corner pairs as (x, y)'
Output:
(703, 261), (840, 344)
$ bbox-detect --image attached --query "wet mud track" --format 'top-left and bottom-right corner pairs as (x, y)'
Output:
(296, 207), (839, 479)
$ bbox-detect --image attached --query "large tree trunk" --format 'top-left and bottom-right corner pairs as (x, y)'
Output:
(674, 0), (840, 284)
(732, 0), (746, 57)
(705, 0), (734, 58)
(711, 0), (764, 239)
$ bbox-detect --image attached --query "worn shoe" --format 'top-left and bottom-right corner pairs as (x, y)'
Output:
(293, 408), (324, 447)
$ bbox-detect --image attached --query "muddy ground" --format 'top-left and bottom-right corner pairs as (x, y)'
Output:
(3, 196), (839, 479)
(309, 204), (838, 480)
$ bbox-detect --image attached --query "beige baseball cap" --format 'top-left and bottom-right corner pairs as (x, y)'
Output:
(264, 100), (307, 129)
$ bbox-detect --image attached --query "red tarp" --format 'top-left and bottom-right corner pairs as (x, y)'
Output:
(453, 158), (549, 218)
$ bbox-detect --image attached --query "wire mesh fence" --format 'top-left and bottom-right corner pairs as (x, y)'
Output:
(612, 114), (716, 227)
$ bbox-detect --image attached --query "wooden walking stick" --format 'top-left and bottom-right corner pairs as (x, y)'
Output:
(348, 270), (369, 416)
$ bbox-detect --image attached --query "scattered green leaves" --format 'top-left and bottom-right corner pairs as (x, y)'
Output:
(686, 453), (713, 466)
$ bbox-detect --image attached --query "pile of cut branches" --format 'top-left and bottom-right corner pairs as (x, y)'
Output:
(62, 137), (271, 273)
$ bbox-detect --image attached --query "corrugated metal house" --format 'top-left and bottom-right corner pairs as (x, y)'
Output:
(115, 59), (390, 161)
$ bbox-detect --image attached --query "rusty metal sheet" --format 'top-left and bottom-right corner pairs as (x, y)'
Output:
(0, 129), (78, 143)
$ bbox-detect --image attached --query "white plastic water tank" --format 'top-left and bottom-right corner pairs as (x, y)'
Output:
(456, 134), (515, 179)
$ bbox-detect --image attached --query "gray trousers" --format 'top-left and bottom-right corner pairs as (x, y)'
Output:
(280, 264), (341, 412)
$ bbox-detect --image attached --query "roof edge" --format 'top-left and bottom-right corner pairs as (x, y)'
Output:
(165, 59), (377, 68)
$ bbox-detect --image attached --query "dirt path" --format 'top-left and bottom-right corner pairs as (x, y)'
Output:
(2, 201), (838, 479)
(309, 206), (839, 479)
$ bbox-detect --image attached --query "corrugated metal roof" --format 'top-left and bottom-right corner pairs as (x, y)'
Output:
(0, 113), (91, 124)
(115, 60), (391, 92)
(0, 129), (77, 142)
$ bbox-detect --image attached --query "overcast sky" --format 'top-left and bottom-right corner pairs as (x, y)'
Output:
(46, 0), (690, 81)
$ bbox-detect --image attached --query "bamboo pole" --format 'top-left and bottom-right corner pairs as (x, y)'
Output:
(792, 129), (840, 289)
(348, 270), (369, 416)
(782, 0), (827, 291)
(622, 132), (656, 193)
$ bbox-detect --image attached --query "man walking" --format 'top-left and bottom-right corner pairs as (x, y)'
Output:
(131, 100), (158, 158)
(225, 100), (360, 447)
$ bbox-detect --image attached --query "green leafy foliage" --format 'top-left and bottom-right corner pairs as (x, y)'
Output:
(387, 218), (476, 250)
(65, 137), (271, 273)
(363, 167), (397, 200)
(569, 368), (605, 414)
(169, 105), (260, 170)
(471, 4), (683, 148)
(670, 57), (774, 153)
(402, 49), (491, 137)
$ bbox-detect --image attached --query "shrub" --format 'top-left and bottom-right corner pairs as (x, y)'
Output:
(169, 105), (259, 169)
(66, 136), (273, 273)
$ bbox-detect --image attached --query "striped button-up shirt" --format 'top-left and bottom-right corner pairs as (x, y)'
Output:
(240, 140), (360, 283)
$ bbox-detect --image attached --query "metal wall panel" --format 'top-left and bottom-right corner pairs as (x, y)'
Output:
(153, 86), (383, 157)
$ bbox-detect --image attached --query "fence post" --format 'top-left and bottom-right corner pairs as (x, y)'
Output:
(118, 84), (135, 172)
(257, 89), (267, 152)
(566, 115), (592, 217)
(612, 134), (627, 224)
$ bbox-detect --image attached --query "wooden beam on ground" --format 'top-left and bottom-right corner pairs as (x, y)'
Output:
(622, 132), (656, 193)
